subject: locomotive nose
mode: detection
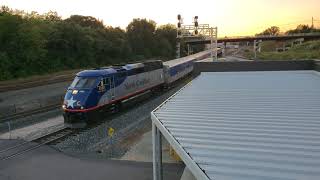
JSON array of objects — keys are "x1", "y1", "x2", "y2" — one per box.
[{"x1": 63, "y1": 89, "x2": 91, "y2": 110}]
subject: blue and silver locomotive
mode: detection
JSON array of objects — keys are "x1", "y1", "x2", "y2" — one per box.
[{"x1": 62, "y1": 50, "x2": 212, "y2": 124}]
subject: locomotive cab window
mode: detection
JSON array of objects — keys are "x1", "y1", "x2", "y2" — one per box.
[
  {"x1": 97, "y1": 80, "x2": 105, "y2": 92},
  {"x1": 97, "y1": 81, "x2": 103, "y2": 87},
  {"x1": 70, "y1": 77, "x2": 97, "y2": 89}
]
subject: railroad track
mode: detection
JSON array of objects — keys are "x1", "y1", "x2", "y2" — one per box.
[
  {"x1": 0, "y1": 75, "x2": 73, "y2": 93},
  {"x1": 1, "y1": 103, "x2": 61, "y2": 123},
  {"x1": 0, "y1": 127, "x2": 73, "y2": 161},
  {"x1": 0, "y1": 74, "x2": 196, "y2": 161}
]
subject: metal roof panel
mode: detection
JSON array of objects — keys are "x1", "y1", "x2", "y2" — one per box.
[{"x1": 152, "y1": 70, "x2": 320, "y2": 180}]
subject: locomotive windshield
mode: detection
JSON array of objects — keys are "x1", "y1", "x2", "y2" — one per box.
[{"x1": 70, "y1": 77, "x2": 97, "y2": 88}]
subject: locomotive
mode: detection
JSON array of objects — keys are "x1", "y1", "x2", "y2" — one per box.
[{"x1": 62, "y1": 50, "x2": 212, "y2": 125}]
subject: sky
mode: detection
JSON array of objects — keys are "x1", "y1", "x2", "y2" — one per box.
[{"x1": 1, "y1": 0, "x2": 319, "y2": 36}]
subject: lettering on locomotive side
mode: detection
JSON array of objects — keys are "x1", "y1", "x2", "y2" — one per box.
[
  {"x1": 124, "y1": 78, "x2": 150, "y2": 90},
  {"x1": 136, "y1": 78, "x2": 150, "y2": 87},
  {"x1": 124, "y1": 82, "x2": 135, "y2": 90}
]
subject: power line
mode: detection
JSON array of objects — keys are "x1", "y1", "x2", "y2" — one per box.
[
  {"x1": 255, "y1": 19, "x2": 312, "y2": 30},
  {"x1": 255, "y1": 18, "x2": 320, "y2": 33}
]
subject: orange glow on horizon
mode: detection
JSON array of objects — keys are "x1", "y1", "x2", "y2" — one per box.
[{"x1": 1, "y1": 0, "x2": 319, "y2": 37}]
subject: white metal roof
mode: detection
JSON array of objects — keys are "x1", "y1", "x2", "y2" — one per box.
[{"x1": 151, "y1": 70, "x2": 320, "y2": 180}]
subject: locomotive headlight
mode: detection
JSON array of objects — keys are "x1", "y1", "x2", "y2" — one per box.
[
  {"x1": 72, "y1": 90, "x2": 78, "y2": 94},
  {"x1": 62, "y1": 104, "x2": 66, "y2": 109},
  {"x1": 81, "y1": 106, "x2": 84, "y2": 110}
]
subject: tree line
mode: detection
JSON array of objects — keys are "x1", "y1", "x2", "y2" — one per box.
[
  {"x1": 0, "y1": 6, "x2": 191, "y2": 81},
  {"x1": 257, "y1": 24, "x2": 320, "y2": 36}
]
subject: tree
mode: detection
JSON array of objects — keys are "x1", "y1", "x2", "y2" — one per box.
[
  {"x1": 46, "y1": 21, "x2": 95, "y2": 69},
  {"x1": 126, "y1": 18, "x2": 157, "y2": 58},
  {"x1": 155, "y1": 24, "x2": 177, "y2": 58},
  {"x1": 286, "y1": 24, "x2": 318, "y2": 34},
  {"x1": 0, "y1": 6, "x2": 11, "y2": 16},
  {"x1": 0, "y1": 52, "x2": 12, "y2": 80},
  {"x1": 16, "y1": 19, "x2": 48, "y2": 75},
  {"x1": 65, "y1": 15, "x2": 104, "y2": 29},
  {"x1": 43, "y1": 11, "x2": 61, "y2": 21},
  {"x1": 257, "y1": 26, "x2": 280, "y2": 36},
  {"x1": 0, "y1": 7, "x2": 181, "y2": 81}
]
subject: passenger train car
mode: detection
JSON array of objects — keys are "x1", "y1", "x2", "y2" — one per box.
[
  {"x1": 62, "y1": 50, "x2": 212, "y2": 124},
  {"x1": 163, "y1": 50, "x2": 211, "y2": 84}
]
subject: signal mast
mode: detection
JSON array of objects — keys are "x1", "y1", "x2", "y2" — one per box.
[{"x1": 176, "y1": 14, "x2": 218, "y2": 61}]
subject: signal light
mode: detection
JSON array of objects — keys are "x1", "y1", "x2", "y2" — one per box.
[
  {"x1": 178, "y1": 31, "x2": 181, "y2": 35},
  {"x1": 194, "y1": 29, "x2": 198, "y2": 35},
  {"x1": 177, "y1": 14, "x2": 181, "y2": 20},
  {"x1": 194, "y1": 16, "x2": 198, "y2": 27},
  {"x1": 177, "y1": 22, "x2": 181, "y2": 28}
]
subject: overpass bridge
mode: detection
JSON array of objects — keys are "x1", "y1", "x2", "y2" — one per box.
[{"x1": 186, "y1": 33, "x2": 320, "y2": 45}]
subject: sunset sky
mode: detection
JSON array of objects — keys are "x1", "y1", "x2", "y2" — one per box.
[{"x1": 1, "y1": 0, "x2": 319, "y2": 36}]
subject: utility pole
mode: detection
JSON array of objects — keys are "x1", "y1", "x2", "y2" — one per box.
[{"x1": 312, "y1": 17, "x2": 314, "y2": 28}]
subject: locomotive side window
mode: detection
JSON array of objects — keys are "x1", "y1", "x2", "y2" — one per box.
[
  {"x1": 110, "y1": 76, "x2": 114, "y2": 86},
  {"x1": 103, "y1": 77, "x2": 110, "y2": 86}
]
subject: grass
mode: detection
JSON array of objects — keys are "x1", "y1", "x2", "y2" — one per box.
[{"x1": 244, "y1": 40, "x2": 320, "y2": 60}]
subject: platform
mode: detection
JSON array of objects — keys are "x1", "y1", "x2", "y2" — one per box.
[{"x1": 0, "y1": 139, "x2": 184, "y2": 180}]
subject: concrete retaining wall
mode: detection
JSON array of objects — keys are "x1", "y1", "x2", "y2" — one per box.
[
  {"x1": 194, "y1": 60, "x2": 315, "y2": 74},
  {"x1": 314, "y1": 60, "x2": 320, "y2": 72}
]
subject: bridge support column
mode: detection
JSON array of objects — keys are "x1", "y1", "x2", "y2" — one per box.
[
  {"x1": 176, "y1": 40, "x2": 181, "y2": 58},
  {"x1": 254, "y1": 40, "x2": 261, "y2": 59},
  {"x1": 254, "y1": 40, "x2": 257, "y2": 59},
  {"x1": 153, "y1": 123, "x2": 163, "y2": 180},
  {"x1": 222, "y1": 42, "x2": 226, "y2": 57},
  {"x1": 187, "y1": 44, "x2": 193, "y2": 55}
]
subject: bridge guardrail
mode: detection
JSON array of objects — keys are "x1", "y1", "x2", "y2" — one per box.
[{"x1": 221, "y1": 33, "x2": 320, "y2": 39}]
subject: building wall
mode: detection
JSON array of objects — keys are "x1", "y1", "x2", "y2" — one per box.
[{"x1": 194, "y1": 60, "x2": 315, "y2": 74}]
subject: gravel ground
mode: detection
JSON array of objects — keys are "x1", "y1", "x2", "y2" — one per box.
[
  {"x1": 120, "y1": 130, "x2": 179, "y2": 163},
  {"x1": 54, "y1": 78, "x2": 192, "y2": 159}
]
